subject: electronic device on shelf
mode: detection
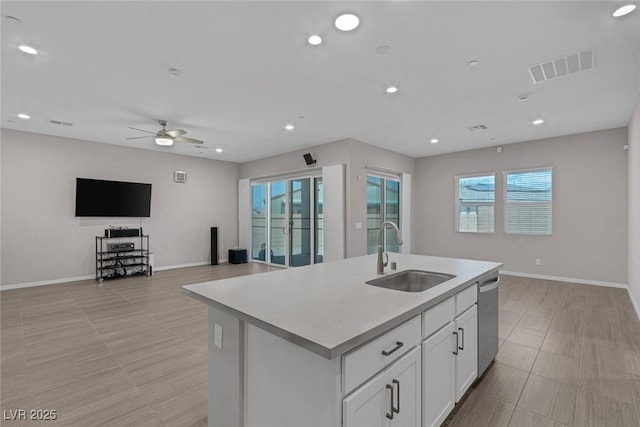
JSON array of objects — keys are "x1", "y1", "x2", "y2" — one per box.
[
  {"x1": 105, "y1": 227, "x2": 142, "y2": 238},
  {"x1": 107, "y1": 242, "x2": 135, "y2": 252}
]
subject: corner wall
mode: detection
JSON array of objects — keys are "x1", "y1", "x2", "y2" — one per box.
[
  {"x1": 629, "y1": 97, "x2": 640, "y2": 306},
  {"x1": 1, "y1": 130, "x2": 240, "y2": 287},
  {"x1": 413, "y1": 128, "x2": 628, "y2": 284}
]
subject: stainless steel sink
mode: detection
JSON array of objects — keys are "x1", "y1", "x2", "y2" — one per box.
[{"x1": 365, "y1": 270, "x2": 456, "y2": 292}]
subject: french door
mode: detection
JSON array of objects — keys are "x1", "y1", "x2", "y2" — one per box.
[{"x1": 251, "y1": 176, "x2": 322, "y2": 267}]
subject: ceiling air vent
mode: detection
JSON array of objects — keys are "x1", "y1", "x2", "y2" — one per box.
[
  {"x1": 174, "y1": 170, "x2": 187, "y2": 183},
  {"x1": 529, "y1": 49, "x2": 595, "y2": 84},
  {"x1": 466, "y1": 124, "x2": 488, "y2": 132},
  {"x1": 49, "y1": 119, "x2": 74, "y2": 126}
]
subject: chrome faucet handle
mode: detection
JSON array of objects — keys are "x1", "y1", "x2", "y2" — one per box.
[{"x1": 383, "y1": 252, "x2": 389, "y2": 267}]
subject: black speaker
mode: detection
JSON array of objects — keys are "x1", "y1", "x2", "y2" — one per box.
[
  {"x1": 303, "y1": 153, "x2": 316, "y2": 166},
  {"x1": 210, "y1": 227, "x2": 219, "y2": 265}
]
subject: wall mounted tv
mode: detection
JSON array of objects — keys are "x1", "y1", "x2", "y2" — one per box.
[{"x1": 75, "y1": 178, "x2": 152, "y2": 217}]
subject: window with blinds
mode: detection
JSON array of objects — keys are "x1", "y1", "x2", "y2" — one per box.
[
  {"x1": 455, "y1": 174, "x2": 495, "y2": 233},
  {"x1": 504, "y1": 168, "x2": 553, "y2": 235}
]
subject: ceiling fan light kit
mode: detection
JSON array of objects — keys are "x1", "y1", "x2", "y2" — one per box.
[{"x1": 127, "y1": 120, "x2": 204, "y2": 146}]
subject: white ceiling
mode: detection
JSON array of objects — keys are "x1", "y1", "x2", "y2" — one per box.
[{"x1": 2, "y1": 1, "x2": 640, "y2": 163}]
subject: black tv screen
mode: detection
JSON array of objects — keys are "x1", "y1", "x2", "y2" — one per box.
[{"x1": 75, "y1": 178, "x2": 152, "y2": 217}]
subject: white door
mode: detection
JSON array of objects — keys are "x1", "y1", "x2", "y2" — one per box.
[
  {"x1": 343, "y1": 347, "x2": 421, "y2": 427},
  {"x1": 455, "y1": 305, "x2": 478, "y2": 402},
  {"x1": 422, "y1": 322, "x2": 456, "y2": 427}
]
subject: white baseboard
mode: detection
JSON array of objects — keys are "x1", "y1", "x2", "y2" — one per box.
[
  {"x1": 0, "y1": 260, "x2": 229, "y2": 291},
  {"x1": 500, "y1": 270, "x2": 628, "y2": 289},
  {"x1": 0, "y1": 274, "x2": 96, "y2": 291},
  {"x1": 627, "y1": 288, "x2": 640, "y2": 320}
]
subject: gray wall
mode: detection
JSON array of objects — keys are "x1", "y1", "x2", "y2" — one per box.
[
  {"x1": 629, "y1": 97, "x2": 640, "y2": 304},
  {"x1": 240, "y1": 138, "x2": 415, "y2": 257},
  {"x1": 1, "y1": 129, "x2": 240, "y2": 287},
  {"x1": 413, "y1": 128, "x2": 628, "y2": 284}
]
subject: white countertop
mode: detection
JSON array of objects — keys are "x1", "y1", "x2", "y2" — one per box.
[{"x1": 182, "y1": 254, "x2": 502, "y2": 359}]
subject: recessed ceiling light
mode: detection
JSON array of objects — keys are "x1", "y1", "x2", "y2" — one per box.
[
  {"x1": 533, "y1": 119, "x2": 544, "y2": 125},
  {"x1": 215, "y1": 148, "x2": 223, "y2": 153},
  {"x1": 168, "y1": 68, "x2": 181, "y2": 77},
  {"x1": 18, "y1": 45, "x2": 38, "y2": 55},
  {"x1": 518, "y1": 93, "x2": 529, "y2": 101},
  {"x1": 17, "y1": 113, "x2": 30, "y2": 119},
  {"x1": 430, "y1": 138, "x2": 439, "y2": 144},
  {"x1": 335, "y1": 13, "x2": 360, "y2": 31},
  {"x1": 155, "y1": 137, "x2": 174, "y2": 146},
  {"x1": 285, "y1": 124, "x2": 295, "y2": 131},
  {"x1": 307, "y1": 35, "x2": 322, "y2": 46},
  {"x1": 468, "y1": 59, "x2": 480, "y2": 66},
  {"x1": 613, "y1": 4, "x2": 636, "y2": 17},
  {"x1": 375, "y1": 45, "x2": 391, "y2": 55},
  {"x1": 386, "y1": 86, "x2": 398, "y2": 94}
]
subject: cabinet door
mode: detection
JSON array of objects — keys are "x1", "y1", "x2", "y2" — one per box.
[
  {"x1": 386, "y1": 347, "x2": 421, "y2": 427},
  {"x1": 454, "y1": 305, "x2": 477, "y2": 402},
  {"x1": 343, "y1": 347, "x2": 421, "y2": 427},
  {"x1": 422, "y1": 322, "x2": 456, "y2": 427}
]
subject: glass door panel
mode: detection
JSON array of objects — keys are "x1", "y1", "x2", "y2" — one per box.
[
  {"x1": 289, "y1": 178, "x2": 311, "y2": 267},
  {"x1": 366, "y1": 176, "x2": 383, "y2": 254},
  {"x1": 314, "y1": 178, "x2": 323, "y2": 264},
  {"x1": 385, "y1": 180, "x2": 401, "y2": 252},
  {"x1": 251, "y1": 183, "x2": 267, "y2": 261},
  {"x1": 269, "y1": 181, "x2": 287, "y2": 266}
]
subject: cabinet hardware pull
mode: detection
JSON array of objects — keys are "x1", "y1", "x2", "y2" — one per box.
[
  {"x1": 382, "y1": 341, "x2": 404, "y2": 356},
  {"x1": 458, "y1": 327, "x2": 464, "y2": 350},
  {"x1": 386, "y1": 384, "x2": 394, "y2": 420},
  {"x1": 392, "y1": 379, "x2": 400, "y2": 414},
  {"x1": 453, "y1": 331, "x2": 459, "y2": 355}
]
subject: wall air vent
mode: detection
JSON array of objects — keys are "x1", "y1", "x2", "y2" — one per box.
[
  {"x1": 529, "y1": 49, "x2": 595, "y2": 84},
  {"x1": 466, "y1": 124, "x2": 488, "y2": 132},
  {"x1": 49, "y1": 119, "x2": 74, "y2": 126}
]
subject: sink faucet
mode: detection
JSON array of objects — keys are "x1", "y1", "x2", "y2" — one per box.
[{"x1": 377, "y1": 221, "x2": 403, "y2": 274}]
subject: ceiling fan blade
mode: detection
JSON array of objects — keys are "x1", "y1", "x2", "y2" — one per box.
[
  {"x1": 174, "y1": 136, "x2": 204, "y2": 145},
  {"x1": 127, "y1": 126, "x2": 156, "y2": 134},
  {"x1": 126, "y1": 135, "x2": 155, "y2": 140},
  {"x1": 166, "y1": 129, "x2": 187, "y2": 137}
]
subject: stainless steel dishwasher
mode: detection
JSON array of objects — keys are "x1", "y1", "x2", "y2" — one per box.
[{"x1": 477, "y1": 274, "x2": 500, "y2": 376}]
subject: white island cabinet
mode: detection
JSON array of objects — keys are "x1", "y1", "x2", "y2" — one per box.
[{"x1": 182, "y1": 254, "x2": 501, "y2": 427}]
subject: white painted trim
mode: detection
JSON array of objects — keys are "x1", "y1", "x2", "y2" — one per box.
[
  {"x1": 0, "y1": 260, "x2": 229, "y2": 291},
  {"x1": 500, "y1": 270, "x2": 627, "y2": 289},
  {"x1": 628, "y1": 288, "x2": 640, "y2": 320},
  {"x1": 401, "y1": 172, "x2": 412, "y2": 254},
  {"x1": 1, "y1": 274, "x2": 95, "y2": 290}
]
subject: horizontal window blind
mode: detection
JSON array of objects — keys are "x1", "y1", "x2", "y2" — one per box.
[
  {"x1": 504, "y1": 168, "x2": 552, "y2": 235},
  {"x1": 456, "y1": 174, "x2": 495, "y2": 233}
]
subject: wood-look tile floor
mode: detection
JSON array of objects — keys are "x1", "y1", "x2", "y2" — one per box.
[
  {"x1": 0, "y1": 263, "x2": 277, "y2": 427},
  {"x1": 444, "y1": 275, "x2": 640, "y2": 427},
  {"x1": 2, "y1": 269, "x2": 640, "y2": 426}
]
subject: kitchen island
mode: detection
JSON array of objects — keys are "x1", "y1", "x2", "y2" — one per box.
[{"x1": 183, "y1": 253, "x2": 501, "y2": 427}]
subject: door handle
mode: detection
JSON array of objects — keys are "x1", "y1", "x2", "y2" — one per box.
[
  {"x1": 381, "y1": 341, "x2": 404, "y2": 356},
  {"x1": 458, "y1": 327, "x2": 465, "y2": 350},
  {"x1": 385, "y1": 384, "x2": 394, "y2": 420},
  {"x1": 453, "y1": 331, "x2": 459, "y2": 355},
  {"x1": 392, "y1": 379, "x2": 400, "y2": 414}
]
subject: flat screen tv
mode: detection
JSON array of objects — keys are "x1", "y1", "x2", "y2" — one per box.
[{"x1": 75, "y1": 178, "x2": 152, "y2": 217}]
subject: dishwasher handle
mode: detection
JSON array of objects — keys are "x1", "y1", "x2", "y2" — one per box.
[{"x1": 479, "y1": 277, "x2": 500, "y2": 293}]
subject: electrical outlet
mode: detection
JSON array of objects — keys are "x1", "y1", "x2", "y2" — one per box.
[
  {"x1": 535, "y1": 258, "x2": 541, "y2": 266},
  {"x1": 214, "y1": 323, "x2": 223, "y2": 349},
  {"x1": 355, "y1": 222, "x2": 362, "y2": 229}
]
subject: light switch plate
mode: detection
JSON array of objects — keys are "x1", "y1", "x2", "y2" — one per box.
[{"x1": 214, "y1": 323, "x2": 223, "y2": 349}]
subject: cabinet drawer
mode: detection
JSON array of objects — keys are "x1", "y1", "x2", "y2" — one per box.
[
  {"x1": 455, "y1": 284, "x2": 478, "y2": 316},
  {"x1": 422, "y1": 296, "x2": 455, "y2": 338},
  {"x1": 343, "y1": 315, "x2": 421, "y2": 395}
]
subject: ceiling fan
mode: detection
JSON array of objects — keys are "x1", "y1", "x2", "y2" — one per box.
[{"x1": 127, "y1": 120, "x2": 203, "y2": 146}]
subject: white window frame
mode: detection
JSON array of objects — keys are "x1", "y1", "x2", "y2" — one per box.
[
  {"x1": 455, "y1": 172, "x2": 496, "y2": 234},
  {"x1": 503, "y1": 167, "x2": 553, "y2": 236}
]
